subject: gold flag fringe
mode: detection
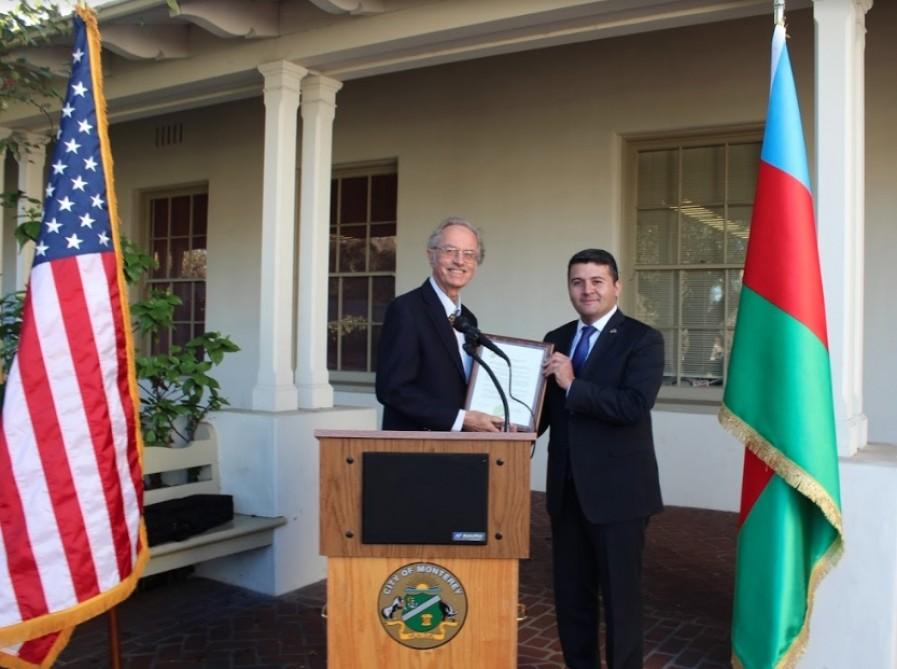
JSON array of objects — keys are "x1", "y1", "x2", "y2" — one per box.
[
  {"x1": 720, "y1": 402, "x2": 845, "y2": 669},
  {"x1": 0, "y1": 5, "x2": 149, "y2": 655},
  {"x1": 718, "y1": 403, "x2": 843, "y2": 534}
]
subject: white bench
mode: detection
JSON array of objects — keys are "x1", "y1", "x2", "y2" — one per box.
[{"x1": 141, "y1": 423, "x2": 286, "y2": 577}]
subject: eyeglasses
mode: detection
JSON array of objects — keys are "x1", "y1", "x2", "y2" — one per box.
[{"x1": 433, "y1": 246, "x2": 479, "y2": 263}]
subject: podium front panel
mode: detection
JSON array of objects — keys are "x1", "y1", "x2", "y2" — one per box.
[{"x1": 318, "y1": 431, "x2": 533, "y2": 560}]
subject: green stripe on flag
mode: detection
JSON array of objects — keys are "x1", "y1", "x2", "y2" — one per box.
[
  {"x1": 733, "y1": 474, "x2": 840, "y2": 669},
  {"x1": 724, "y1": 286, "x2": 841, "y2": 518}
]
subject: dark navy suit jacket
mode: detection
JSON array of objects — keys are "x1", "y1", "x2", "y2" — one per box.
[
  {"x1": 539, "y1": 309, "x2": 665, "y2": 524},
  {"x1": 376, "y1": 280, "x2": 476, "y2": 431}
]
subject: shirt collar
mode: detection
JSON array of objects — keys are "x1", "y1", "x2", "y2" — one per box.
[
  {"x1": 429, "y1": 276, "x2": 461, "y2": 318},
  {"x1": 579, "y1": 305, "x2": 618, "y2": 334}
]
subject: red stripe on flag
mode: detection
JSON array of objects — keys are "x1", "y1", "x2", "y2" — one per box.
[
  {"x1": 102, "y1": 253, "x2": 143, "y2": 510},
  {"x1": 0, "y1": 428, "x2": 48, "y2": 621},
  {"x1": 18, "y1": 296, "x2": 100, "y2": 602},
  {"x1": 743, "y1": 161, "x2": 828, "y2": 348},
  {"x1": 51, "y1": 259, "x2": 133, "y2": 579},
  {"x1": 17, "y1": 632, "x2": 59, "y2": 665},
  {"x1": 738, "y1": 448, "x2": 775, "y2": 528}
]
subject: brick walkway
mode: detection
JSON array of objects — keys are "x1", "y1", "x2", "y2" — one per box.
[{"x1": 57, "y1": 494, "x2": 736, "y2": 668}]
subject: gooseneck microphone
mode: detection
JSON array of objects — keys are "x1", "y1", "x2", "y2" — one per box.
[{"x1": 452, "y1": 315, "x2": 510, "y2": 363}]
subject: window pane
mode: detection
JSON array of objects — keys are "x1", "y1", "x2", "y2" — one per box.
[
  {"x1": 370, "y1": 223, "x2": 396, "y2": 272},
  {"x1": 327, "y1": 277, "x2": 339, "y2": 369},
  {"x1": 151, "y1": 238, "x2": 168, "y2": 277},
  {"x1": 172, "y1": 282, "x2": 191, "y2": 321},
  {"x1": 342, "y1": 277, "x2": 368, "y2": 318},
  {"x1": 341, "y1": 327, "x2": 368, "y2": 371},
  {"x1": 725, "y1": 205, "x2": 752, "y2": 264},
  {"x1": 194, "y1": 281, "x2": 206, "y2": 322},
  {"x1": 681, "y1": 328, "x2": 725, "y2": 384},
  {"x1": 329, "y1": 231, "x2": 338, "y2": 271},
  {"x1": 681, "y1": 271, "x2": 725, "y2": 328},
  {"x1": 371, "y1": 173, "x2": 397, "y2": 222},
  {"x1": 372, "y1": 276, "x2": 395, "y2": 323},
  {"x1": 635, "y1": 271, "x2": 676, "y2": 328},
  {"x1": 682, "y1": 146, "x2": 724, "y2": 205},
  {"x1": 340, "y1": 176, "x2": 368, "y2": 224},
  {"x1": 170, "y1": 237, "x2": 190, "y2": 278},
  {"x1": 330, "y1": 179, "x2": 338, "y2": 226},
  {"x1": 659, "y1": 328, "x2": 678, "y2": 385},
  {"x1": 338, "y1": 225, "x2": 367, "y2": 273},
  {"x1": 638, "y1": 149, "x2": 677, "y2": 207},
  {"x1": 636, "y1": 210, "x2": 677, "y2": 265},
  {"x1": 151, "y1": 199, "x2": 168, "y2": 238},
  {"x1": 172, "y1": 322, "x2": 191, "y2": 347},
  {"x1": 371, "y1": 324, "x2": 383, "y2": 371},
  {"x1": 192, "y1": 193, "x2": 208, "y2": 236},
  {"x1": 680, "y1": 205, "x2": 724, "y2": 264},
  {"x1": 728, "y1": 143, "x2": 761, "y2": 202},
  {"x1": 726, "y1": 270, "x2": 743, "y2": 328},
  {"x1": 171, "y1": 195, "x2": 191, "y2": 236}
]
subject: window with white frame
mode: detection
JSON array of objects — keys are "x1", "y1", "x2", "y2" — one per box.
[
  {"x1": 328, "y1": 164, "x2": 397, "y2": 375},
  {"x1": 145, "y1": 187, "x2": 208, "y2": 354},
  {"x1": 629, "y1": 133, "x2": 761, "y2": 394}
]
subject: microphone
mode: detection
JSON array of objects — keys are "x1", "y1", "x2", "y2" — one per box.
[{"x1": 452, "y1": 314, "x2": 509, "y2": 363}]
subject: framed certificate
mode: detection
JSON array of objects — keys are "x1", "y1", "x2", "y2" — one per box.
[{"x1": 463, "y1": 335, "x2": 554, "y2": 432}]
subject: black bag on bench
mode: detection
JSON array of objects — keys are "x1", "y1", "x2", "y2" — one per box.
[{"x1": 144, "y1": 494, "x2": 234, "y2": 546}]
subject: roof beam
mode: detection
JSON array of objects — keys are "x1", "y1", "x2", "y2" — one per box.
[
  {"x1": 177, "y1": 0, "x2": 280, "y2": 39},
  {"x1": 307, "y1": 0, "x2": 384, "y2": 15},
  {"x1": 102, "y1": 24, "x2": 189, "y2": 60}
]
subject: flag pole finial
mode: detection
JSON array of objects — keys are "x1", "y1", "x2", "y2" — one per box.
[{"x1": 774, "y1": 0, "x2": 785, "y2": 26}]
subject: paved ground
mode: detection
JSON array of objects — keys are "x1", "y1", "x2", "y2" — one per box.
[{"x1": 57, "y1": 493, "x2": 737, "y2": 668}]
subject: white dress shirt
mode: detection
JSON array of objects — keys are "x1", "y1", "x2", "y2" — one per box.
[{"x1": 429, "y1": 276, "x2": 472, "y2": 431}]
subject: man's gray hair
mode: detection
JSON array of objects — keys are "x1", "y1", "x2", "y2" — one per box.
[{"x1": 426, "y1": 216, "x2": 485, "y2": 264}]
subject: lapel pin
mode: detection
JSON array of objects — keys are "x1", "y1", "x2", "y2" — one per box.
[{"x1": 609, "y1": 328, "x2": 618, "y2": 334}]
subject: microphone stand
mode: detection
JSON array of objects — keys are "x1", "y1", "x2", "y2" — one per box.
[{"x1": 464, "y1": 337, "x2": 510, "y2": 432}]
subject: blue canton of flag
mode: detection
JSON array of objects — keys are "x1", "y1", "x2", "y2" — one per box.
[{"x1": 37, "y1": 27, "x2": 111, "y2": 265}]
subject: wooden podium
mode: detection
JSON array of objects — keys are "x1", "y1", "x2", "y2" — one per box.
[{"x1": 316, "y1": 430, "x2": 535, "y2": 669}]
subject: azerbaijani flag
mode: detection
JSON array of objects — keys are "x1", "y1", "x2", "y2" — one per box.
[{"x1": 719, "y1": 23, "x2": 844, "y2": 669}]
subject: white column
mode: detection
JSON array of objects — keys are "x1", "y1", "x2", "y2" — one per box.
[
  {"x1": 16, "y1": 132, "x2": 47, "y2": 290},
  {"x1": 252, "y1": 61, "x2": 308, "y2": 412},
  {"x1": 813, "y1": 0, "x2": 872, "y2": 456},
  {"x1": 294, "y1": 75, "x2": 342, "y2": 409}
]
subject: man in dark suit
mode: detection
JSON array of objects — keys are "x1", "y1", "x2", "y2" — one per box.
[
  {"x1": 376, "y1": 217, "x2": 502, "y2": 432},
  {"x1": 540, "y1": 248, "x2": 665, "y2": 669}
]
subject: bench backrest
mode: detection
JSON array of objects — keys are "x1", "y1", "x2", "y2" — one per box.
[{"x1": 143, "y1": 422, "x2": 220, "y2": 504}]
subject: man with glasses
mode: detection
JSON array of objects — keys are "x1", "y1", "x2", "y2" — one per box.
[{"x1": 376, "y1": 217, "x2": 502, "y2": 432}]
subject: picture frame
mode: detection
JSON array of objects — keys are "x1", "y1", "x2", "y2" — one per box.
[{"x1": 463, "y1": 334, "x2": 554, "y2": 432}]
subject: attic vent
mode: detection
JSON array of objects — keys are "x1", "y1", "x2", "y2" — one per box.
[{"x1": 154, "y1": 123, "x2": 184, "y2": 147}]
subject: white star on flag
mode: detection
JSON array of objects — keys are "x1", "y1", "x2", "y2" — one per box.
[
  {"x1": 71, "y1": 81, "x2": 87, "y2": 97},
  {"x1": 46, "y1": 218, "x2": 62, "y2": 233},
  {"x1": 72, "y1": 47, "x2": 83, "y2": 62},
  {"x1": 62, "y1": 103, "x2": 75, "y2": 117},
  {"x1": 78, "y1": 119, "x2": 93, "y2": 134},
  {"x1": 98, "y1": 231, "x2": 110, "y2": 246},
  {"x1": 71, "y1": 175, "x2": 87, "y2": 191},
  {"x1": 65, "y1": 233, "x2": 83, "y2": 249},
  {"x1": 79, "y1": 213, "x2": 95, "y2": 228},
  {"x1": 91, "y1": 193, "x2": 105, "y2": 209},
  {"x1": 52, "y1": 160, "x2": 67, "y2": 175},
  {"x1": 84, "y1": 156, "x2": 97, "y2": 171},
  {"x1": 64, "y1": 138, "x2": 81, "y2": 153},
  {"x1": 57, "y1": 196, "x2": 74, "y2": 211},
  {"x1": 45, "y1": 183, "x2": 55, "y2": 197},
  {"x1": 35, "y1": 241, "x2": 49, "y2": 256}
]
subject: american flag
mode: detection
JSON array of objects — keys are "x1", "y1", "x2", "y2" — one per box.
[{"x1": 0, "y1": 9, "x2": 147, "y2": 668}]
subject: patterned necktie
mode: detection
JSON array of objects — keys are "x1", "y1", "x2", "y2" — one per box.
[{"x1": 571, "y1": 325, "x2": 596, "y2": 376}]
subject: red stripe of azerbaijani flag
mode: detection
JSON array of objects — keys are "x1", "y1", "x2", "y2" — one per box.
[
  {"x1": 0, "y1": 7, "x2": 148, "y2": 668},
  {"x1": 719, "y1": 22, "x2": 843, "y2": 669}
]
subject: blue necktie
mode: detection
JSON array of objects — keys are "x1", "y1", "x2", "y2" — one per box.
[{"x1": 571, "y1": 325, "x2": 596, "y2": 376}]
